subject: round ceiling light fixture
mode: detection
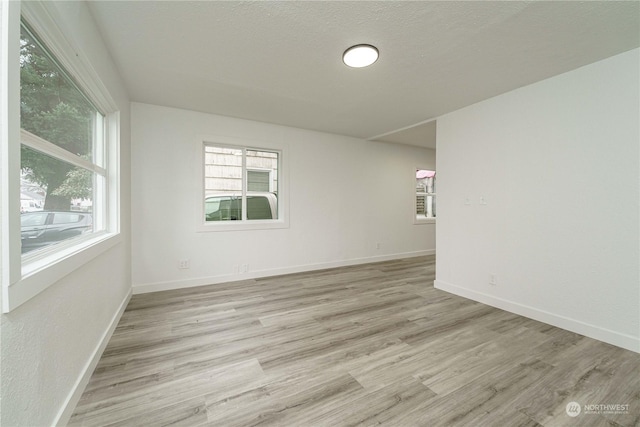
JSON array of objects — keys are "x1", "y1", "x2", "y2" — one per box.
[{"x1": 342, "y1": 44, "x2": 379, "y2": 68}]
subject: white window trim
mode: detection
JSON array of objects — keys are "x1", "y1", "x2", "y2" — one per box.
[
  {"x1": 1, "y1": 1, "x2": 121, "y2": 312},
  {"x1": 21, "y1": 129, "x2": 107, "y2": 176},
  {"x1": 414, "y1": 167, "x2": 436, "y2": 225},
  {"x1": 196, "y1": 135, "x2": 289, "y2": 233}
]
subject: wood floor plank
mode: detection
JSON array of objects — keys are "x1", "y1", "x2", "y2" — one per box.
[
  {"x1": 102, "y1": 396, "x2": 208, "y2": 427},
  {"x1": 205, "y1": 372, "x2": 364, "y2": 426},
  {"x1": 385, "y1": 359, "x2": 555, "y2": 427},
  {"x1": 70, "y1": 256, "x2": 640, "y2": 426},
  {"x1": 304, "y1": 377, "x2": 438, "y2": 426},
  {"x1": 70, "y1": 359, "x2": 266, "y2": 426}
]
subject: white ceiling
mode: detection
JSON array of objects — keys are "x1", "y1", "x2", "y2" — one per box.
[{"x1": 88, "y1": 1, "x2": 639, "y2": 149}]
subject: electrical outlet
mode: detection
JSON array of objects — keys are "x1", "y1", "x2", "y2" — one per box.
[
  {"x1": 489, "y1": 273, "x2": 497, "y2": 286},
  {"x1": 241, "y1": 264, "x2": 249, "y2": 273},
  {"x1": 178, "y1": 259, "x2": 190, "y2": 269},
  {"x1": 376, "y1": 242, "x2": 380, "y2": 250}
]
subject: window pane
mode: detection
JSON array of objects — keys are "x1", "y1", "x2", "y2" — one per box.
[
  {"x1": 247, "y1": 150, "x2": 278, "y2": 221},
  {"x1": 416, "y1": 169, "x2": 436, "y2": 220},
  {"x1": 204, "y1": 146, "x2": 242, "y2": 193},
  {"x1": 20, "y1": 22, "x2": 101, "y2": 161},
  {"x1": 416, "y1": 195, "x2": 426, "y2": 217},
  {"x1": 247, "y1": 150, "x2": 278, "y2": 194},
  {"x1": 247, "y1": 195, "x2": 276, "y2": 220},
  {"x1": 205, "y1": 195, "x2": 241, "y2": 221},
  {"x1": 203, "y1": 145, "x2": 279, "y2": 222},
  {"x1": 204, "y1": 146, "x2": 242, "y2": 221},
  {"x1": 21, "y1": 146, "x2": 94, "y2": 254},
  {"x1": 247, "y1": 170, "x2": 270, "y2": 192},
  {"x1": 427, "y1": 195, "x2": 436, "y2": 218},
  {"x1": 416, "y1": 196, "x2": 436, "y2": 218}
]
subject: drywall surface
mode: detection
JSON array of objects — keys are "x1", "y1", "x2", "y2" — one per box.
[
  {"x1": 0, "y1": 2, "x2": 131, "y2": 426},
  {"x1": 131, "y1": 102, "x2": 435, "y2": 292},
  {"x1": 436, "y1": 48, "x2": 639, "y2": 352}
]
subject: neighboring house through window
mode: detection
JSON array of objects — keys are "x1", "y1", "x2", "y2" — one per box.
[
  {"x1": 200, "y1": 142, "x2": 286, "y2": 230},
  {"x1": 247, "y1": 169, "x2": 272, "y2": 192}
]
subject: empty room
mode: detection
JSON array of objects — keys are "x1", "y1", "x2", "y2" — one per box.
[{"x1": 1, "y1": 1, "x2": 639, "y2": 426}]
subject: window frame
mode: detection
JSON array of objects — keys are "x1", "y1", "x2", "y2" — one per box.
[
  {"x1": 1, "y1": 1, "x2": 121, "y2": 312},
  {"x1": 415, "y1": 167, "x2": 436, "y2": 225},
  {"x1": 196, "y1": 136, "x2": 288, "y2": 233}
]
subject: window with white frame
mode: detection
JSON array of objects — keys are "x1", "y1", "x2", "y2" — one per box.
[
  {"x1": 1, "y1": 3, "x2": 120, "y2": 312},
  {"x1": 416, "y1": 169, "x2": 436, "y2": 222},
  {"x1": 19, "y1": 20, "x2": 106, "y2": 255},
  {"x1": 203, "y1": 144, "x2": 280, "y2": 223}
]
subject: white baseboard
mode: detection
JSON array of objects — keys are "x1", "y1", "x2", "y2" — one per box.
[
  {"x1": 54, "y1": 289, "x2": 132, "y2": 426},
  {"x1": 434, "y1": 279, "x2": 639, "y2": 354},
  {"x1": 133, "y1": 250, "x2": 435, "y2": 295}
]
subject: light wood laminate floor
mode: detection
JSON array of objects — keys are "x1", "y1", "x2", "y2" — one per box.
[{"x1": 70, "y1": 256, "x2": 639, "y2": 427}]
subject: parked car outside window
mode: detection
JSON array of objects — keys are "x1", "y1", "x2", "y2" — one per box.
[
  {"x1": 205, "y1": 192, "x2": 277, "y2": 221},
  {"x1": 21, "y1": 211, "x2": 93, "y2": 253}
]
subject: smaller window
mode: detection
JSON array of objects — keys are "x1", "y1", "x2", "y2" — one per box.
[
  {"x1": 416, "y1": 169, "x2": 436, "y2": 223},
  {"x1": 203, "y1": 143, "x2": 280, "y2": 224}
]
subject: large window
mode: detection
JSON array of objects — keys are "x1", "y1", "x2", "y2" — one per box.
[
  {"x1": 20, "y1": 21, "x2": 106, "y2": 255},
  {"x1": 1, "y1": 3, "x2": 120, "y2": 312},
  {"x1": 416, "y1": 169, "x2": 436, "y2": 223},
  {"x1": 203, "y1": 144, "x2": 280, "y2": 223}
]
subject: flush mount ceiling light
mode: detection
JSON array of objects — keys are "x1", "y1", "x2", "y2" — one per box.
[{"x1": 343, "y1": 44, "x2": 379, "y2": 68}]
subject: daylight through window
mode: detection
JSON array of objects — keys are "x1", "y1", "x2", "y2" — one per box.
[
  {"x1": 20, "y1": 21, "x2": 106, "y2": 255},
  {"x1": 416, "y1": 169, "x2": 436, "y2": 221},
  {"x1": 204, "y1": 144, "x2": 279, "y2": 222}
]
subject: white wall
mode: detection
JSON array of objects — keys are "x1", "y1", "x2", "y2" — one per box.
[
  {"x1": 0, "y1": 2, "x2": 131, "y2": 426},
  {"x1": 131, "y1": 103, "x2": 435, "y2": 292},
  {"x1": 435, "y1": 48, "x2": 639, "y2": 352}
]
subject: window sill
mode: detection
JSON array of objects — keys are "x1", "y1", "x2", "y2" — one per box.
[
  {"x1": 415, "y1": 217, "x2": 436, "y2": 225},
  {"x1": 196, "y1": 219, "x2": 289, "y2": 233},
  {"x1": 3, "y1": 232, "x2": 122, "y2": 312}
]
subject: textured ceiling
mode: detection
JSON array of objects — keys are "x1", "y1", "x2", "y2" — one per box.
[{"x1": 88, "y1": 1, "x2": 640, "y2": 148}]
